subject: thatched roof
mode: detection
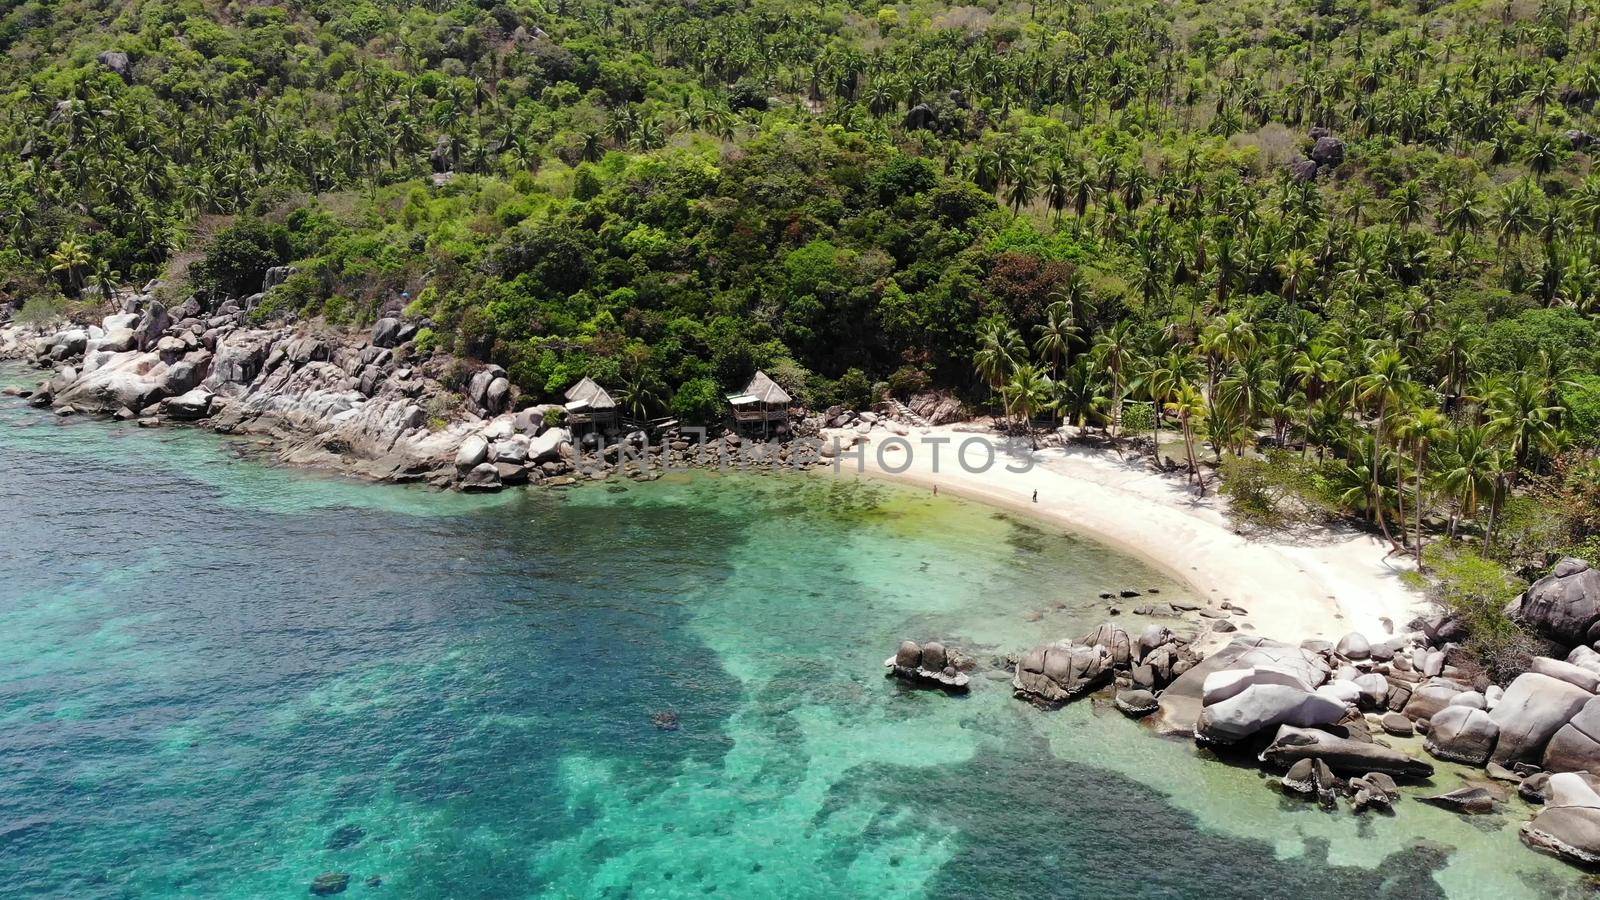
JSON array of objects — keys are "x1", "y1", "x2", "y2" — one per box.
[
  {"x1": 740, "y1": 370, "x2": 791, "y2": 406},
  {"x1": 564, "y1": 376, "x2": 617, "y2": 410}
]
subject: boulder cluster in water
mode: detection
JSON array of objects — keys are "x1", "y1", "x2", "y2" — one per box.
[
  {"x1": 886, "y1": 640, "x2": 973, "y2": 691},
  {"x1": 887, "y1": 557, "x2": 1600, "y2": 873}
]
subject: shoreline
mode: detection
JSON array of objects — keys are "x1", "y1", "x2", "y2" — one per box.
[
  {"x1": 818, "y1": 425, "x2": 1426, "y2": 648},
  {"x1": 3, "y1": 307, "x2": 1424, "y2": 644}
]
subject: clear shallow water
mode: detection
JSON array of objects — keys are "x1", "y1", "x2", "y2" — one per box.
[{"x1": 0, "y1": 364, "x2": 1587, "y2": 898}]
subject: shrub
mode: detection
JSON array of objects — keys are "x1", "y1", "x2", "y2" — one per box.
[
  {"x1": 190, "y1": 218, "x2": 290, "y2": 299},
  {"x1": 671, "y1": 377, "x2": 724, "y2": 425},
  {"x1": 13, "y1": 293, "x2": 69, "y2": 328},
  {"x1": 1219, "y1": 452, "x2": 1334, "y2": 529},
  {"x1": 1424, "y1": 544, "x2": 1536, "y2": 681},
  {"x1": 1120, "y1": 402, "x2": 1155, "y2": 437}
]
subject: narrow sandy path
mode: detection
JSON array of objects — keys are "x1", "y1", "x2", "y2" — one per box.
[{"x1": 816, "y1": 425, "x2": 1424, "y2": 647}]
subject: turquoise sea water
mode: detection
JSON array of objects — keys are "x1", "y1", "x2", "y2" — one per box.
[{"x1": 0, "y1": 363, "x2": 1589, "y2": 898}]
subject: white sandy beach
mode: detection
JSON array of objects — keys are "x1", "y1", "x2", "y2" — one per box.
[{"x1": 819, "y1": 424, "x2": 1426, "y2": 647}]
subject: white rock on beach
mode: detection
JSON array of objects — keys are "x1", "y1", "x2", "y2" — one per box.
[
  {"x1": 1196, "y1": 684, "x2": 1346, "y2": 744},
  {"x1": 1490, "y1": 672, "x2": 1594, "y2": 766},
  {"x1": 1202, "y1": 666, "x2": 1312, "y2": 706}
]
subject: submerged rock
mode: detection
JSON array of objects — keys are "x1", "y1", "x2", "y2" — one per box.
[
  {"x1": 325, "y1": 824, "x2": 365, "y2": 851},
  {"x1": 1421, "y1": 787, "x2": 1496, "y2": 815},
  {"x1": 310, "y1": 872, "x2": 350, "y2": 896},
  {"x1": 1115, "y1": 689, "x2": 1159, "y2": 718}
]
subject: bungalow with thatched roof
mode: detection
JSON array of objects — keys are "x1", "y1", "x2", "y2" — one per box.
[
  {"x1": 564, "y1": 376, "x2": 619, "y2": 431},
  {"x1": 727, "y1": 370, "x2": 792, "y2": 436}
]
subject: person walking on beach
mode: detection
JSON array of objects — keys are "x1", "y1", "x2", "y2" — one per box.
[{"x1": 1032, "y1": 489, "x2": 1037, "y2": 503}]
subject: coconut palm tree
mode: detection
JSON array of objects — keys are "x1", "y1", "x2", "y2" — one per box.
[
  {"x1": 1032, "y1": 302, "x2": 1079, "y2": 380},
  {"x1": 1165, "y1": 380, "x2": 1207, "y2": 493},
  {"x1": 1392, "y1": 405, "x2": 1449, "y2": 566},
  {"x1": 1354, "y1": 345, "x2": 1412, "y2": 548},
  {"x1": 1001, "y1": 363, "x2": 1052, "y2": 447}
]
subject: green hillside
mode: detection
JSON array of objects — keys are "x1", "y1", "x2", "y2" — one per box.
[{"x1": 5, "y1": 0, "x2": 1600, "y2": 601}]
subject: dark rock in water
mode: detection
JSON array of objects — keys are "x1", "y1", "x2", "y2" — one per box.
[
  {"x1": 885, "y1": 640, "x2": 970, "y2": 691},
  {"x1": 365, "y1": 876, "x2": 383, "y2": 888},
  {"x1": 1079, "y1": 623, "x2": 1133, "y2": 669},
  {"x1": 1420, "y1": 786, "x2": 1495, "y2": 815},
  {"x1": 651, "y1": 710, "x2": 679, "y2": 731},
  {"x1": 310, "y1": 872, "x2": 350, "y2": 896},
  {"x1": 1379, "y1": 712, "x2": 1414, "y2": 737},
  {"x1": 1259, "y1": 725, "x2": 1434, "y2": 779},
  {"x1": 1521, "y1": 772, "x2": 1552, "y2": 803},
  {"x1": 1013, "y1": 641, "x2": 1111, "y2": 704},
  {"x1": 1283, "y1": 758, "x2": 1339, "y2": 806},
  {"x1": 1098, "y1": 591, "x2": 1114, "y2": 599},
  {"x1": 1350, "y1": 773, "x2": 1398, "y2": 813},
  {"x1": 1211, "y1": 619, "x2": 1237, "y2": 633},
  {"x1": 895, "y1": 640, "x2": 920, "y2": 669},
  {"x1": 325, "y1": 824, "x2": 365, "y2": 851},
  {"x1": 1119, "y1": 589, "x2": 1142, "y2": 598},
  {"x1": 1115, "y1": 689, "x2": 1159, "y2": 718}
]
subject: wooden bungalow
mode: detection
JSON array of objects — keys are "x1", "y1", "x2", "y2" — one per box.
[
  {"x1": 564, "y1": 376, "x2": 620, "y2": 432},
  {"x1": 726, "y1": 370, "x2": 792, "y2": 437}
]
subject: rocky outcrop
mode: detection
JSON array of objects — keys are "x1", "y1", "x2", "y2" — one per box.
[
  {"x1": 1079, "y1": 623, "x2": 1134, "y2": 669},
  {"x1": 1489, "y1": 672, "x2": 1594, "y2": 766},
  {"x1": 1154, "y1": 636, "x2": 1330, "y2": 737},
  {"x1": 1201, "y1": 666, "x2": 1312, "y2": 706},
  {"x1": 1013, "y1": 641, "x2": 1112, "y2": 704},
  {"x1": 1532, "y1": 656, "x2": 1600, "y2": 694},
  {"x1": 1522, "y1": 773, "x2": 1600, "y2": 867},
  {"x1": 885, "y1": 640, "x2": 971, "y2": 691},
  {"x1": 1259, "y1": 725, "x2": 1434, "y2": 779}
]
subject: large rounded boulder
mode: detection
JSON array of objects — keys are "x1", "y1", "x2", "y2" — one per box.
[
  {"x1": 1545, "y1": 696, "x2": 1600, "y2": 776},
  {"x1": 1522, "y1": 772, "x2": 1600, "y2": 867},
  {"x1": 1424, "y1": 706, "x2": 1500, "y2": 766},
  {"x1": 1490, "y1": 672, "x2": 1595, "y2": 766},
  {"x1": 1196, "y1": 684, "x2": 1345, "y2": 744},
  {"x1": 1519, "y1": 558, "x2": 1600, "y2": 647},
  {"x1": 1013, "y1": 642, "x2": 1112, "y2": 704},
  {"x1": 1079, "y1": 623, "x2": 1134, "y2": 669}
]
